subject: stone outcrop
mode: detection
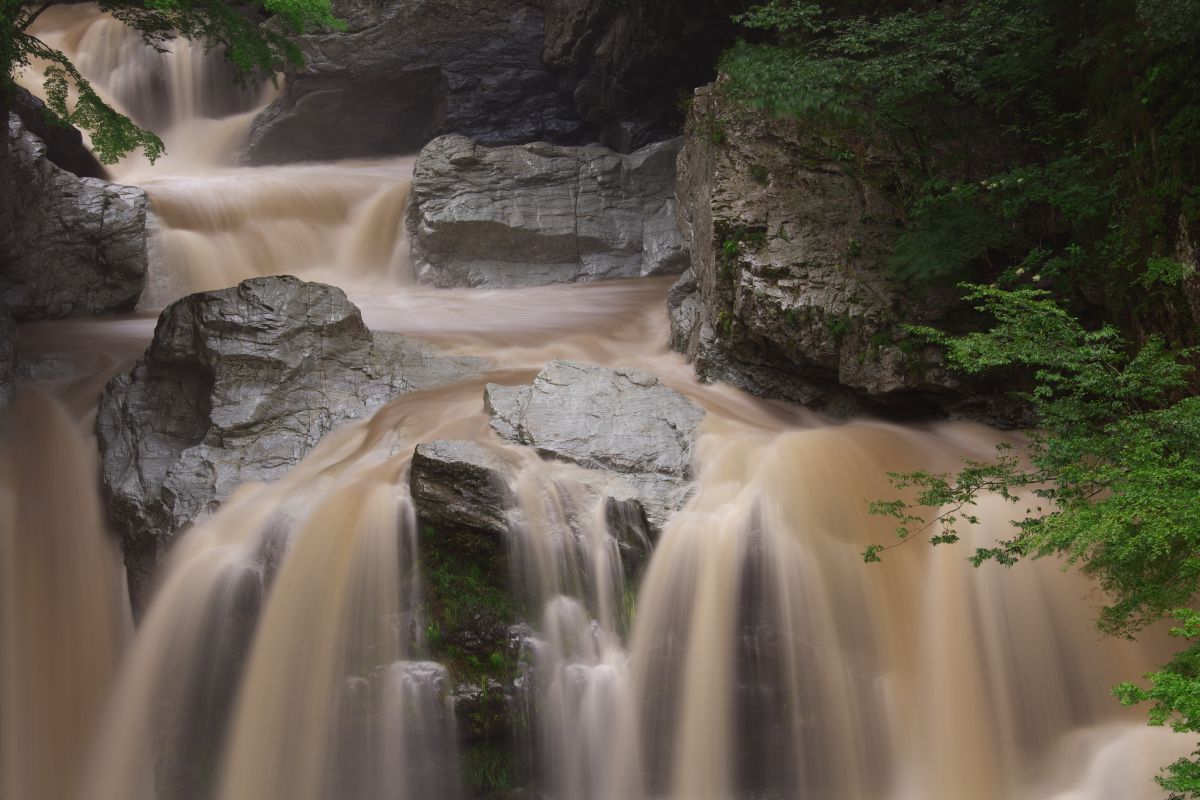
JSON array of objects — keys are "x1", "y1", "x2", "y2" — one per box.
[
  {"x1": 408, "y1": 135, "x2": 688, "y2": 288},
  {"x1": 245, "y1": 0, "x2": 585, "y2": 165},
  {"x1": 481, "y1": 359, "x2": 703, "y2": 536},
  {"x1": 543, "y1": 0, "x2": 749, "y2": 151},
  {"x1": 0, "y1": 299, "x2": 15, "y2": 411},
  {"x1": 669, "y1": 84, "x2": 1022, "y2": 419},
  {"x1": 1, "y1": 114, "x2": 149, "y2": 320},
  {"x1": 98, "y1": 276, "x2": 483, "y2": 607}
]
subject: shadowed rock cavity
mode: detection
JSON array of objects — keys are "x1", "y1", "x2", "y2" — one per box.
[{"x1": 245, "y1": 0, "x2": 586, "y2": 164}]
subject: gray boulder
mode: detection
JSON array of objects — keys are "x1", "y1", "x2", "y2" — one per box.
[
  {"x1": 669, "y1": 84, "x2": 1020, "y2": 419},
  {"x1": 0, "y1": 114, "x2": 149, "y2": 320},
  {"x1": 411, "y1": 439, "x2": 517, "y2": 539},
  {"x1": 484, "y1": 359, "x2": 703, "y2": 532},
  {"x1": 245, "y1": 0, "x2": 584, "y2": 164},
  {"x1": 0, "y1": 299, "x2": 15, "y2": 411},
  {"x1": 408, "y1": 135, "x2": 688, "y2": 288},
  {"x1": 98, "y1": 275, "x2": 483, "y2": 608}
]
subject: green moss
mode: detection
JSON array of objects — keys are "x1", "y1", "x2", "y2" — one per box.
[
  {"x1": 749, "y1": 163, "x2": 770, "y2": 185},
  {"x1": 420, "y1": 524, "x2": 516, "y2": 687},
  {"x1": 461, "y1": 741, "x2": 518, "y2": 796},
  {"x1": 825, "y1": 314, "x2": 850, "y2": 341}
]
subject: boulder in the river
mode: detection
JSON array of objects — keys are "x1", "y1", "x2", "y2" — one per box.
[
  {"x1": 245, "y1": 0, "x2": 585, "y2": 164},
  {"x1": 0, "y1": 113, "x2": 148, "y2": 319},
  {"x1": 98, "y1": 275, "x2": 484, "y2": 609},
  {"x1": 408, "y1": 135, "x2": 688, "y2": 288},
  {"x1": 484, "y1": 359, "x2": 703, "y2": 532},
  {"x1": 670, "y1": 84, "x2": 1023, "y2": 421},
  {"x1": 0, "y1": 299, "x2": 16, "y2": 411}
]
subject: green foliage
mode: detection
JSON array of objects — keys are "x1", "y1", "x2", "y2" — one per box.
[
  {"x1": 2, "y1": 0, "x2": 342, "y2": 163},
  {"x1": 866, "y1": 284, "x2": 1200, "y2": 790},
  {"x1": 1116, "y1": 611, "x2": 1200, "y2": 799},
  {"x1": 460, "y1": 741, "x2": 518, "y2": 796},
  {"x1": 720, "y1": 0, "x2": 1200, "y2": 336}
]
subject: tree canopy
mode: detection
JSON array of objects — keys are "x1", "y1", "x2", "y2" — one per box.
[{"x1": 1, "y1": 0, "x2": 343, "y2": 163}]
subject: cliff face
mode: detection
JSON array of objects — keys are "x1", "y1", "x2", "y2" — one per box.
[
  {"x1": 246, "y1": 0, "x2": 749, "y2": 163},
  {"x1": 245, "y1": 0, "x2": 587, "y2": 164},
  {"x1": 669, "y1": 85, "x2": 1021, "y2": 422}
]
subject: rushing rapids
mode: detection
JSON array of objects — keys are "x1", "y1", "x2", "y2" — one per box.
[{"x1": 1, "y1": 7, "x2": 1194, "y2": 800}]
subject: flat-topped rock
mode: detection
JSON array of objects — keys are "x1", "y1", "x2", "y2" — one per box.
[{"x1": 408, "y1": 135, "x2": 688, "y2": 288}]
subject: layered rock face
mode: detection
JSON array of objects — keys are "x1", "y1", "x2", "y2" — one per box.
[
  {"x1": 669, "y1": 85, "x2": 1009, "y2": 418},
  {"x1": 245, "y1": 0, "x2": 585, "y2": 164},
  {"x1": 543, "y1": 0, "x2": 749, "y2": 151},
  {"x1": 408, "y1": 135, "x2": 688, "y2": 288},
  {"x1": 1, "y1": 114, "x2": 149, "y2": 319},
  {"x1": 0, "y1": 300, "x2": 15, "y2": 411},
  {"x1": 98, "y1": 275, "x2": 483, "y2": 607}
]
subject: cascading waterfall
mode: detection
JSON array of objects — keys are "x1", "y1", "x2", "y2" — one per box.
[{"x1": 5, "y1": 6, "x2": 1196, "y2": 800}]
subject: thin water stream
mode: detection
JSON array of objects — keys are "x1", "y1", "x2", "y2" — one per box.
[{"x1": 2, "y1": 7, "x2": 1192, "y2": 800}]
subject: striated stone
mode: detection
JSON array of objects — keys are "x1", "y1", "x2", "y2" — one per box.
[
  {"x1": 245, "y1": 0, "x2": 584, "y2": 164},
  {"x1": 669, "y1": 84, "x2": 1023, "y2": 421},
  {"x1": 98, "y1": 275, "x2": 483, "y2": 608},
  {"x1": 408, "y1": 134, "x2": 688, "y2": 288},
  {"x1": 1, "y1": 114, "x2": 148, "y2": 319},
  {"x1": 411, "y1": 439, "x2": 517, "y2": 539}
]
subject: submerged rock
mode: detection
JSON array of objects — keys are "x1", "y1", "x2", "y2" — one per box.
[
  {"x1": 0, "y1": 299, "x2": 15, "y2": 411},
  {"x1": 98, "y1": 275, "x2": 483, "y2": 608},
  {"x1": 245, "y1": 0, "x2": 584, "y2": 164},
  {"x1": 0, "y1": 114, "x2": 149, "y2": 319},
  {"x1": 408, "y1": 135, "x2": 688, "y2": 288}
]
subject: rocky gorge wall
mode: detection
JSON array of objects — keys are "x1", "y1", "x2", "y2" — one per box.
[{"x1": 668, "y1": 84, "x2": 1025, "y2": 423}]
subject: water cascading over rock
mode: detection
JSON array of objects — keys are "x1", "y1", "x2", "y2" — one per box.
[{"x1": 98, "y1": 275, "x2": 483, "y2": 608}]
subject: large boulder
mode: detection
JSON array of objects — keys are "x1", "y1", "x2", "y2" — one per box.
[
  {"x1": 542, "y1": 0, "x2": 749, "y2": 151},
  {"x1": 0, "y1": 114, "x2": 149, "y2": 319},
  {"x1": 483, "y1": 359, "x2": 703, "y2": 531},
  {"x1": 245, "y1": 0, "x2": 585, "y2": 164},
  {"x1": 669, "y1": 85, "x2": 1021, "y2": 420},
  {"x1": 408, "y1": 134, "x2": 688, "y2": 288},
  {"x1": 0, "y1": 299, "x2": 15, "y2": 411},
  {"x1": 98, "y1": 275, "x2": 484, "y2": 608}
]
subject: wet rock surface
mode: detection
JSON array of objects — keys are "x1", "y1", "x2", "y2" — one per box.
[
  {"x1": 408, "y1": 135, "x2": 688, "y2": 288},
  {"x1": 0, "y1": 299, "x2": 16, "y2": 411},
  {"x1": 482, "y1": 359, "x2": 703, "y2": 535},
  {"x1": 669, "y1": 85, "x2": 1021, "y2": 421},
  {"x1": 245, "y1": 0, "x2": 585, "y2": 164},
  {"x1": 1, "y1": 114, "x2": 149, "y2": 320},
  {"x1": 98, "y1": 275, "x2": 484, "y2": 608}
]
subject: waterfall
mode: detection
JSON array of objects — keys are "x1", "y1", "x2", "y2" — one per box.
[{"x1": 3, "y1": 6, "x2": 1194, "y2": 800}]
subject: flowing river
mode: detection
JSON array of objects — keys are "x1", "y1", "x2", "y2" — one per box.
[{"x1": 2, "y1": 7, "x2": 1192, "y2": 800}]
